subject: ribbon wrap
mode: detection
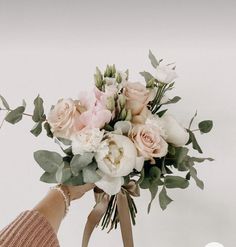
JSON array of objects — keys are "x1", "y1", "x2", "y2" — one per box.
[{"x1": 82, "y1": 181, "x2": 140, "y2": 247}]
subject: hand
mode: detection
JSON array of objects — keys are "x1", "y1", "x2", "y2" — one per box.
[{"x1": 66, "y1": 183, "x2": 95, "y2": 201}]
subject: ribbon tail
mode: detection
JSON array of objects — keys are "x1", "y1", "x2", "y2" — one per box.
[
  {"x1": 82, "y1": 194, "x2": 109, "y2": 247},
  {"x1": 117, "y1": 192, "x2": 134, "y2": 247}
]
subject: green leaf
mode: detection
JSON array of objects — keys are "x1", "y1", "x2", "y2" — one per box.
[
  {"x1": 140, "y1": 177, "x2": 151, "y2": 189},
  {"x1": 30, "y1": 121, "x2": 43, "y2": 137},
  {"x1": 5, "y1": 106, "x2": 25, "y2": 124},
  {"x1": 164, "y1": 175, "x2": 189, "y2": 189},
  {"x1": 64, "y1": 172, "x2": 84, "y2": 186},
  {"x1": 56, "y1": 162, "x2": 72, "y2": 183},
  {"x1": 40, "y1": 172, "x2": 57, "y2": 183},
  {"x1": 32, "y1": 95, "x2": 44, "y2": 122},
  {"x1": 148, "y1": 184, "x2": 158, "y2": 213},
  {"x1": 0, "y1": 95, "x2": 10, "y2": 110},
  {"x1": 34, "y1": 150, "x2": 63, "y2": 173},
  {"x1": 159, "y1": 187, "x2": 173, "y2": 210},
  {"x1": 189, "y1": 166, "x2": 204, "y2": 190},
  {"x1": 156, "y1": 109, "x2": 168, "y2": 117},
  {"x1": 149, "y1": 50, "x2": 159, "y2": 68},
  {"x1": 70, "y1": 153, "x2": 94, "y2": 176},
  {"x1": 175, "y1": 147, "x2": 189, "y2": 165},
  {"x1": 82, "y1": 162, "x2": 101, "y2": 183},
  {"x1": 168, "y1": 145, "x2": 176, "y2": 155},
  {"x1": 190, "y1": 157, "x2": 214, "y2": 163},
  {"x1": 187, "y1": 130, "x2": 203, "y2": 154},
  {"x1": 56, "y1": 137, "x2": 72, "y2": 146},
  {"x1": 44, "y1": 122, "x2": 53, "y2": 138},
  {"x1": 162, "y1": 96, "x2": 181, "y2": 105},
  {"x1": 149, "y1": 166, "x2": 161, "y2": 183},
  {"x1": 198, "y1": 120, "x2": 213, "y2": 133},
  {"x1": 140, "y1": 71, "x2": 154, "y2": 83}
]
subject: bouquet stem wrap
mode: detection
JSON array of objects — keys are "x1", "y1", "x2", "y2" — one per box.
[{"x1": 82, "y1": 181, "x2": 140, "y2": 247}]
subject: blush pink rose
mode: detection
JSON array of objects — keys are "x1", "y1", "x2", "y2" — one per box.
[
  {"x1": 123, "y1": 82, "x2": 154, "y2": 119},
  {"x1": 129, "y1": 124, "x2": 168, "y2": 164},
  {"x1": 47, "y1": 98, "x2": 82, "y2": 139}
]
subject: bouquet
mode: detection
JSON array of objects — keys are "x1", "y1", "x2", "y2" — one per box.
[{"x1": 0, "y1": 50, "x2": 213, "y2": 246}]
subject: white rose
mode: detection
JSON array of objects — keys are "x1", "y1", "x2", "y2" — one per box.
[
  {"x1": 159, "y1": 114, "x2": 189, "y2": 147},
  {"x1": 72, "y1": 128, "x2": 104, "y2": 155},
  {"x1": 155, "y1": 65, "x2": 178, "y2": 84},
  {"x1": 95, "y1": 134, "x2": 144, "y2": 195}
]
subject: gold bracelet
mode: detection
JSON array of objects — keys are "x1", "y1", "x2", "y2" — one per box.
[{"x1": 50, "y1": 184, "x2": 71, "y2": 217}]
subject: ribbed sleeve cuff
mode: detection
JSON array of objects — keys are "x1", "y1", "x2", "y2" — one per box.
[{"x1": 0, "y1": 210, "x2": 60, "y2": 247}]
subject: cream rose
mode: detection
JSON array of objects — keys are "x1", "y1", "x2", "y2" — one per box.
[
  {"x1": 155, "y1": 65, "x2": 178, "y2": 84},
  {"x1": 130, "y1": 124, "x2": 168, "y2": 163},
  {"x1": 47, "y1": 98, "x2": 81, "y2": 139},
  {"x1": 72, "y1": 128, "x2": 104, "y2": 155},
  {"x1": 95, "y1": 134, "x2": 144, "y2": 195},
  {"x1": 123, "y1": 82, "x2": 154, "y2": 116}
]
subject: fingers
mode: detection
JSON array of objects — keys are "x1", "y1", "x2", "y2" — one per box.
[{"x1": 78, "y1": 183, "x2": 95, "y2": 193}]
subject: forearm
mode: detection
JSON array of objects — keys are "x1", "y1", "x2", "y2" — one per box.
[{"x1": 33, "y1": 189, "x2": 65, "y2": 233}]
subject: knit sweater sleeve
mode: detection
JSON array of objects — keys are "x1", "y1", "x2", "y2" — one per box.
[{"x1": 0, "y1": 210, "x2": 60, "y2": 247}]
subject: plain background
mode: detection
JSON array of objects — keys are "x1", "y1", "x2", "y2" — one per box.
[{"x1": 0, "y1": 0, "x2": 235, "y2": 246}]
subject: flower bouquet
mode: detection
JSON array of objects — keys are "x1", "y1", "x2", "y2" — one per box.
[{"x1": 0, "y1": 50, "x2": 213, "y2": 246}]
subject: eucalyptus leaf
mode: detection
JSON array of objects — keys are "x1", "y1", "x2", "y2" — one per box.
[
  {"x1": 82, "y1": 162, "x2": 101, "y2": 183},
  {"x1": 40, "y1": 172, "x2": 57, "y2": 183},
  {"x1": 175, "y1": 147, "x2": 189, "y2": 165},
  {"x1": 148, "y1": 184, "x2": 158, "y2": 213},
  {"x1": 32, "y1": 95, "x2": 44, "y2": 122},
  {"x1": 56, "y1": 162, "x2": 72, "y2": 183},
  {"x1": 44, "y1": 122, "x2": 53, "y2": 138},
  {"x1": 159, "y1": 187, "x2": 173, "y2": 210},
  {"x1": 0, "y1": 95, "x2": 10, "y2": 110},
  {"x1": 162, "y1": 96, "x2": 181, "y2": 105},
  {"x1": 190, "y1": 157, "x2": 214, "y2": 163},
  {"x1": 164, "y1": 175, "x2": 189, "y2": 189},
  {"x1": 64, "y1": 172, "x2": 84, "y2": 186},
  {"x1": 156, "y1": 109, "x2": 168, "y2": 117},
  {"x1": 187, "y1": 130, "x2": 203, "y2": 154},
  {"x1": 34, "y1": 150, "x2": 63, "y2": 173},
  {"x1": 30, "y1": 121, "x2": 43, "y2": 137},
  {"x1": 149, "y1": 50, "x2": 159, "y2": 68},
  {"x1": 189, "y1": 166, "x2": 204, "y2": 190},
  {"x1": 140, "y1": 177, "x2": 151, "y2": 189},
  {"x1": 57, "y1": 137, "x2": 72, "y2": 146},
  {"x1": 70, "y1": 153, "x2": 94, "y2": 176},
  {"x1": 149, "y1": 166, "x2": 161, "y2": 184},
  {"x1": 5, "y1": 106, "x2": 25, "y2": 124},
  {"x1": 198, "y1": 120, "x2": 213, "y2": 133},
  {"x1": 140, "y1": 71, "x2": 154, "y2": 83}
]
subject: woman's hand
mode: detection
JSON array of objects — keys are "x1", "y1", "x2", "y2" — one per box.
[{"x1": 66, "y1": 183, "x2": 95, "y2": 201}]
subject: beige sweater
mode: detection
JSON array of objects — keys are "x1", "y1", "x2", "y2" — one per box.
[{"x1": 0, "y1": 210, "x2": 60, "y2": 247}]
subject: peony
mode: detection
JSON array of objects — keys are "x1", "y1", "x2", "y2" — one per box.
[
  {"x1": 78, "y1": 88, "x2": 113, "y2": 129},
  {"x1": 129, "y1": 124, "x2": 168, "y2": 163},
  {"x1": 95, "y1": 134, "x2": 144, "y2": 195},
  {"x1": 155, "y1": 65, "x2": 178, "y2": 84},
  {"x1": 47, "y1": 98, "x2": 82, "y2": 139},
  {"x1": 158, "y1": 114, "x2": 189, "y2": 147},
  {"x1": 123, "y1": 82, "x2": 154, "y2": 116},
  {"x1": 72, "y1": 128, "x2": 104, "y2": 155}
]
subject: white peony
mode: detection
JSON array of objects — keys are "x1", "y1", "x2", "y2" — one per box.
[
  {"x1": 95, "y1": 134, "x2": 144, "y2": 195},
  {"x1": 155, "y1": 65, "x2": 178, "y2": 84},
  {"x1": 72, "y1": 128, "x2": 104, "y2": 155}
]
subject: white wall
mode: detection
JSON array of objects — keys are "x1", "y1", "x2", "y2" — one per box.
[{"x1": 0, "y1": 0, "x2": 235, "y2": 246}]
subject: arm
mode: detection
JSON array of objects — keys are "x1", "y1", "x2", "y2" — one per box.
[{"x1": 33, "y1": 184, "x2": 95, "y2": 233}]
